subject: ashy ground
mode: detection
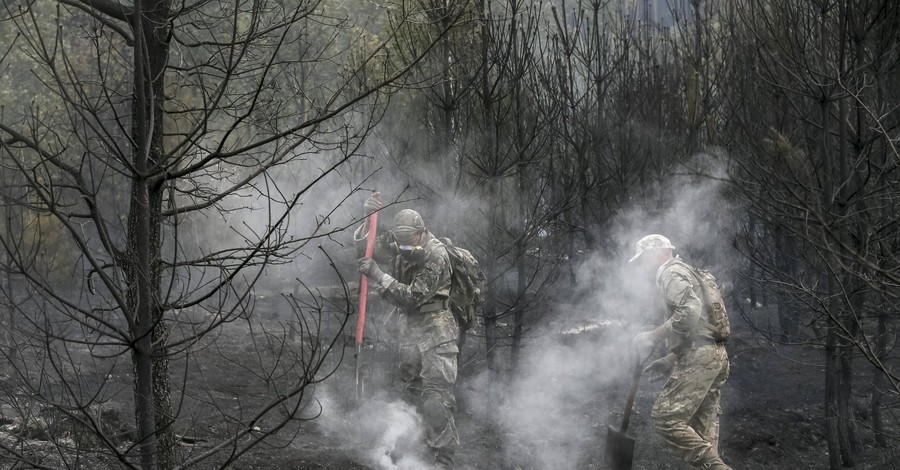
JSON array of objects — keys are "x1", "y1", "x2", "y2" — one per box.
[{"x1": 1, "y1": 300, "x2": 898, "y2": 470}]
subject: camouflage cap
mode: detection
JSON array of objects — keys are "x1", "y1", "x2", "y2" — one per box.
[
  {"x1": 392, "y1": 209, "x2": 426, "y2": 242},
  {"x1": 627, "y1": 234, "x2": 676, "y2": 263}
]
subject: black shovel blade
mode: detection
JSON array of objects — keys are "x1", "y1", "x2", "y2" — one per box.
[{"x1": 604, "y1": 425, "x2": 635, "y2": 470}]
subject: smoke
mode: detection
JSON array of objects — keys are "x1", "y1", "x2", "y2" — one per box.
[
  {"x1": 489, "y1": 334, "x2": 628, "y2": 469},
  {"x1": 314, "y1": 387, "x2": 432, "y2": 470},
  {"x1": 452, "y1": 153, "x2": 739, "y2": 469},
  {"x1": 297, "y1": 144, "x2": 738, "y2": 470},
  {"x1": 169, "y1": 146, "x2": 380, "y2": 297},
  {"x1": 277, "y1": 140, "x2": 740, "y2": 470}
]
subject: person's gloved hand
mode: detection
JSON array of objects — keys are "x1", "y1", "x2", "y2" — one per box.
[
  {"x1": 357, "y1": 257, "x2": 385, "y2": 283},
  {"x1": 632, "y1": 330, "x2": 657, "y2": 359},
  {"x1": 643, "y1": 354, "x2": 676, "y2": 382},
  {"x1": 364, "y1": 192, "x2": 383, "y2": 216}
]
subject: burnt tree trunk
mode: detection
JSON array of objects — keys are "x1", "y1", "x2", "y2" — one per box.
[
  {"x1": 128, "y1": 1, "x2": 177, "y2": 468},
  {"x1": 484, "y1": 178, "x2": 499, "y2": 375},
  {"x1": 478, "y1": 0, "x2": 500, "y2": 379},
  {"x1": 824, "y1": 313, "x2": 843, "y2": 470},
  {"x1": 1, "y1": 204, "x2": 16, "y2": 364},
  {"x1": 872, "y1": 307, "x2": 888, "y2": 447}
]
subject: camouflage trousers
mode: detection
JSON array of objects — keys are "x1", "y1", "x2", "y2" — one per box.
[
  {"x1": 651, "y1": 342, "x2": 730, "y2": 466},
  {"x1": 399, "y1": 340, "x2": 460, "y2": 458}
]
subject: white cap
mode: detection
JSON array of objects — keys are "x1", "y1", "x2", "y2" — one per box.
[{"x1": 628, "y1": 234, "x2": 676, "y2": 263}]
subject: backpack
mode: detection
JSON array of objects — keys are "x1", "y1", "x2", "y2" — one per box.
[
  {"x1": 438, "y1": 238, "x2": 486, "y2": 331},
  {"x1": 674, "y1": 260, "x2": 731, "y2": 342}
]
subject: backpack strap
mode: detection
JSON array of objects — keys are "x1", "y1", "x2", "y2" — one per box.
[{"x1": 427, "y1": 237, "x2": 454, "y2": 275}]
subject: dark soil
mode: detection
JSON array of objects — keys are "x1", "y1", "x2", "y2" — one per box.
[
  {"x1": 3, "y1": 296, "x2": 899, "y2": 470},
  {"x1": 200, "y1": 303, "x2": 899, "y2": 469}
]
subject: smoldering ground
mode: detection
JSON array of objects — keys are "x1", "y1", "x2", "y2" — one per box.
[{"x1": 314, "y1": 386, "x2": 435, "y2": 470}]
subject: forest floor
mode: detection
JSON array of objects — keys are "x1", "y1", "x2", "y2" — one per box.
[
  {"x1": 2, "y1": 298, "x2": 899, "y2": 470},
  {"x1": 179, "y1": 301, "x2": 900, "y2": 470}
]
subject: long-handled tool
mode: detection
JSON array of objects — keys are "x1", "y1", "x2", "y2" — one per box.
[
  {"x1": 605, "y1": 357, "x2": 644, "y2": 470},
  {"x1": 355, "y1": 209, "x2": 378, "y2": 403}
]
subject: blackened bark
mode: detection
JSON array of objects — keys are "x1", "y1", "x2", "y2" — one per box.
[
  {"x1": 128, "y1": 0, "x2": 177, "y2": 468},
  {"x1": 825, "y1": 318, "x2": 841, "y2": 470},
  {"x1": 872, "y1": 309, "x2": 888, "y2": 447},
  {"x1": 484, "y1": 179, "x2": 499, "y2": 374},
  {"x1": 478, "y1": 0, "x2": 499, "y2": 379}
]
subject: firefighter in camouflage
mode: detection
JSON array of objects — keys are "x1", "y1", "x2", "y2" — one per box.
[
  {"x1": 355, "y1": 193, "x2": 459, "y2": 469},
  {"x1": 629, "y1": 234, "x2": 732, "y2": 470}
]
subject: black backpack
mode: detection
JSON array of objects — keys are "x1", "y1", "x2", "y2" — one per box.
[{"x1": 438, "y1": 238, "x2": 486, "y2": 331}]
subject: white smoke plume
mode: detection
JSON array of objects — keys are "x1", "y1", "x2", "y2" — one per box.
[
  {"x1": 243, "y1": 140, "x2": 741, "y2": 469},
  {"x1": 314, "y1": 387, "x2": 432, "y2": 469},
  {"x1": 454, "y1": 154, "x2": 738, "y2": 469}
]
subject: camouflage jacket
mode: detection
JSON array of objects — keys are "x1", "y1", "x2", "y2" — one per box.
[
  {"x1": 656, "y1": 256, "x2": 715, "y2": 352},
  {"x1": 354, "y1": 223, "x2": 457, "y2": 350}
]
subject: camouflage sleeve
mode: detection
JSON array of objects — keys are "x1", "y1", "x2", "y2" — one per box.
[
  {"x1": 661, "y1": 267, "x2": 703, "y2": 338},
  {"x1": 381, "y1": 250, "x2": 452, "y2": 310}
]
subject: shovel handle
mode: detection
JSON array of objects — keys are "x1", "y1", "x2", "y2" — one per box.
[
  {"x1": 355, "y1": 211, "x2": 378, "y2": 345},
  {"x1": 619, "y1": 359, "x2": 643, "y2": 432}
]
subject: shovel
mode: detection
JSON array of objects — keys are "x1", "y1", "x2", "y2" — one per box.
[
  {"x1": 605, "y1": 357, "x2": 644, "y2": 470},
  {"x1": 355, "y1": 208, "x2": 378, "y2": 404}
]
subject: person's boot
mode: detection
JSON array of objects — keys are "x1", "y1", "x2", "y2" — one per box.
[
  {"x1": 697, "y1": 460, "x2": 732, "y2": 470},
  {"x1": 695, "y1": 455, "x2": 732, "y2": 469},
  {"x1": 432, "y1": 447, "x2": 454, "y2": 470},
  {"x1": 694, "y1": 448, "x2": 732, "y2": 470}
]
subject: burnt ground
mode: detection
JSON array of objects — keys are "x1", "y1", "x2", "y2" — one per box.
[
  {"x1": 187, "y1": 300, "x2": 900, "y2": 470},
  {"x1": 1, "y1": 296, "x2": 899, "y2": 470},
  {"x1": 174, "y1": 299, "x2": 900, "y2": 470}
]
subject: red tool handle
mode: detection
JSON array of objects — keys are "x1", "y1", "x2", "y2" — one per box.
[{"x1": 355, "y1": 211, "x2": 378, "y2": 345}]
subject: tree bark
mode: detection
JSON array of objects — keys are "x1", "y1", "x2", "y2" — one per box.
[
  {"x1": 2, "y1": 205, "x2": 15, "y2": 364},
  {"x1": 824, "y1": 314, "x2": 842, "y2": 470},
  {"x1": 484, "y1": 178, "x2": 499, "y2": 374},
  {"x1": 872, "y1": 307, "x2": 888, "y2": 446},
  {"x1": 478, "y1": 0, "x2": 500, "y2": 378},
  {"x1": 129, "y1": 0, "x2": 177, "y2": 468}
]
